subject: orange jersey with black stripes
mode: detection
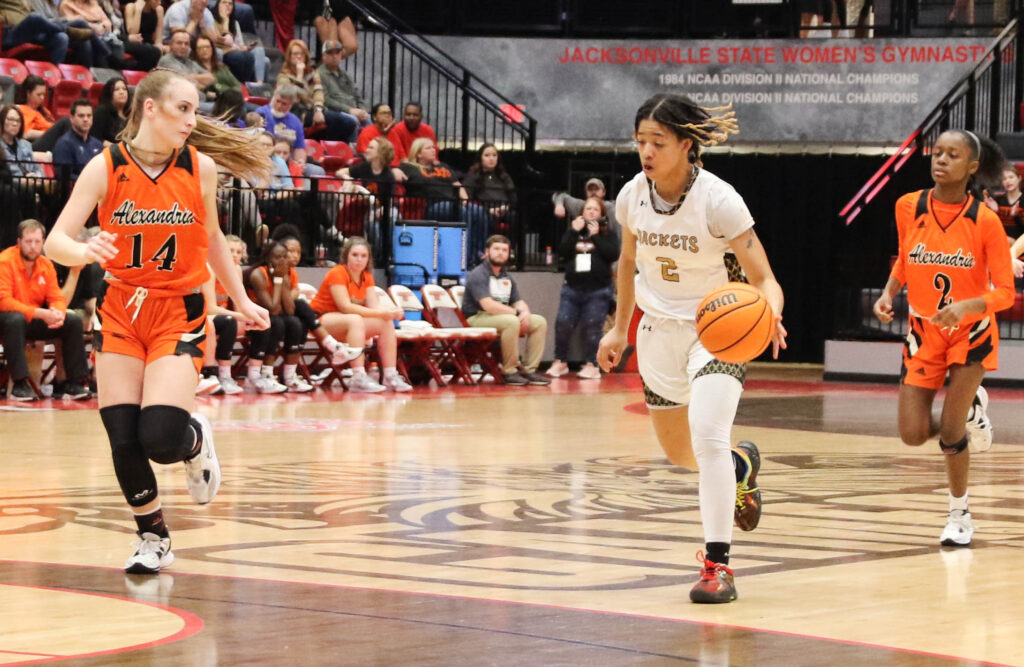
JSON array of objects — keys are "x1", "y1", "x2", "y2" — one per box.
[
  {"x1": 97, "y1": 142, "x2": 210, "y2": 293},
  {"x1": 889, "y1": 190, "x2": 1014, "y2": 322}
]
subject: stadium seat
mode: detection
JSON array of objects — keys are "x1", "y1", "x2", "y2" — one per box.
[
  {"x1": 0, "y1": 58, "x2": 29, "y2": 84},
  {"x1": 319, "y1": 140, "x2": 357, "y2": 172},
  {"x1": 120, "y1": 69, "x2": 147, "y2": 86},
  {"x1": 89, "y1": 67, "x2": 120, "y2": 83},
  {"x1": 24, "y1": 60, "x2": 61, "y2": 88},
  {"x1": 304, "y1": 139, "x2": 325, "y2": 163},
  {"x1": 58, "y1": 63, "x2": 92, "y2": 87},
  {"x1": 50, "y1": 79, "x2": 83, "y2": 118},
  {"x1": 240, "y1": 83, "x2": 267, "y2": 107}
]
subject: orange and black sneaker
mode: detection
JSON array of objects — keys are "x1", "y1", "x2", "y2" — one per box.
[
  {"x1": 733, "y1": 440, "x2": 762, "y2": 531},
  {"x1": 689, "y1": 551, "x2": 737, "y2": 604}
]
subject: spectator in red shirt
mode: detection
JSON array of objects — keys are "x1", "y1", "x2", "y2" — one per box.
[
  {"x1": 387, "y1": 102, "x2": 436, "y2": 163},
  {"x1": 356, "y1": 103, "x2": 394, "y2": 157},
  {"x1": 0, "y1": 219, "x2": 90, "y2": 401}
]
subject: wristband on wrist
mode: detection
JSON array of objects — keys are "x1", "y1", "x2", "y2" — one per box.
[{"x1": 273, "y1": 277, "x2": 284, "y2": 284}]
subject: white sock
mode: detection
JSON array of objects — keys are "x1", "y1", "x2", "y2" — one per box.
[
  {"x1": 323, "y1": 334, "x2": 340, "y2": 350},
  {"x1": 689, "y1": 372, "x2": 744, "y2": 545},
  {"x1": 383, "y1": 366, "x2": 399, "y2": 379},
  {"x1": 261, "y1": 365, "x2": 274, "y2": 379},
  {"x1": 283, "y1": 364, "x2": 297, "y2": 382},
  {"x1": 218, "y1": 365, "x2": 232, "y2": 380},
  {"x1": 352, "y1": 366, "x2": 367, "y2": 377},
  {"x1": 950, "y1": 491, "x2": 969, "y2": 513},
  {"x1": 247, "y1": 365, "x2": 261, "y2": 382}
]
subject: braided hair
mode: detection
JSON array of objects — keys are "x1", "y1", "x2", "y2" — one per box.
[{"x1": 634, "y1": 94, "x2": 739, "y2": 165}]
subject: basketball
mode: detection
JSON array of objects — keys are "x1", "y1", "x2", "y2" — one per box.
[{"x1": 695, "y1": 282, "x2": 774, "y2": 364}]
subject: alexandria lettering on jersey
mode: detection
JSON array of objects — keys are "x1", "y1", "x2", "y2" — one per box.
[
  {"x1": 110, "y1": 200, "x2": 197, "y2": 226},
  {"x1": 636, "y1": 229, "x2": 700, "y2": 252},
  {"x1": 906, "y1": 242, "x2": 975, "y2": 268}
]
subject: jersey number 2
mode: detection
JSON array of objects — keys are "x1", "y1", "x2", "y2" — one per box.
[
  {"x1": 125, "y1": 233, "x2": 178, "y2": 272},
  {"x1": 933, "y1": 272, "x2": 953, "y2": 310},
  {"x1": 655, "y1": 256, "x2": 680, "y2": 283}
]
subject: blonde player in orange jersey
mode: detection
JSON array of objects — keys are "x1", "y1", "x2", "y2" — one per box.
[
  {"x1": 874, "y1": 129, "x2": 1014, "y2": 548},
  {"x1": 44, "y1": 69, "x2": 272, "y2": 575}
]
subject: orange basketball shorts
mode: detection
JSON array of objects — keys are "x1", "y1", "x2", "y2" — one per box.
[
  {"x1": 93, "y1": 281, "x2": 208, "y2": 373},
  {"x1": 900, "y1": 314, "x2": 998, "y2": 389}
]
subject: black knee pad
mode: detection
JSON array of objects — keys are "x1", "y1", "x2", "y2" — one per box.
[
  {"x1": 100, "y1": 404, "x2": 158, "y2": 507},
  {"x1": 282, "y1": 315, "x2": 306, "y2": 353},
  {"x1": 213, "y1": 314, "x2": 238, "y2": 361},
  {"x1": 940, "y1": 435, "x2": 968, "y2": 456},
  {"x1": 138, "y1": 405, "x2": 194, "y2": 465}
]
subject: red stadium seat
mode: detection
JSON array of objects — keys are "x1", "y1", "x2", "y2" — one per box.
[
  {"x1": 0, "y1": 57, "x2": 29, "y2": 84},
  {"x1": 24, "y1": 60, "x2": 61, "y2": 88},
  {"x1": 51, "y1": 80, "x2": 83, "y2": 118},
  {"x1": 58, "y1": 63, "x2": 93, "y2": 88},
  {"x1": 239, "y1": 83, "x2": 267, "y2": 107},
  {"x1": 304, "y1": 139, "x2": 325, "y2": 163},
  {"x1": 120, "y1": 69, "x2": 147, "y2": 86},
  {"x1": 320, "y1": 140, "x2": 357, "y2": 172},
  {"x1": 87, "y1": 81, "x2": 104, "y2": 107}
]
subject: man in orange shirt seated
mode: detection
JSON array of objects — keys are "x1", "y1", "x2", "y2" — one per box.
[{"x1": 0, "y1": 219, "x2": 90, "y2": 401}]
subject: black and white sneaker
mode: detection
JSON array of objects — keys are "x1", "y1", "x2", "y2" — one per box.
[
  {"x1": 61, "y1": 382, "x2": 92, "y2": 400},
  {"x1": 124, "y1": 532, "x2": 174, "y2": 574},
  {"x1": 184, "y1": 413, "x2": 221, "y2": 505},
  {"x1": 940, "y1": 510, "x2": 974, "y2": 547},
  {"x1": 9, "y1": 379, "x2": 37, "y2": 401}
]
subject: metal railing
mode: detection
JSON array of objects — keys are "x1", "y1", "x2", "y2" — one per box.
[{"x1": 840, "y1": 16, "x2": 1024, "y2": 227}]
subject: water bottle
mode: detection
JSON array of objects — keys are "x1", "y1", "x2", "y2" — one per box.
[{"x1": 545, "y1": 246, "x2": 553, "y2": 266}]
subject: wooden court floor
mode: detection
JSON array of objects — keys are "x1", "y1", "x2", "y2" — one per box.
[{"x1": 1, "y1": 365, "x2": 1023, "y2": 666}]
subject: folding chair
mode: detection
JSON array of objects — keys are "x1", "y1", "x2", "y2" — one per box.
[
  {"x1": 387, "y1": 284, "x2": 457, "y2": 387},
  {"x1": 419, "y1": 284, "x2": 502, "y2": 384}
]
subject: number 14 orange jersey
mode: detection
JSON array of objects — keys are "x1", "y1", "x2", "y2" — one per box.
[
  {"x1": 97, "y1": 142, "x2": 210, "y2": 293},
  {"x1": 890, "y1": 189, "x2": 1014, "y2": 323}
]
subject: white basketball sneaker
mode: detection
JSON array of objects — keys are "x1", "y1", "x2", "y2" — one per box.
[
  {"x1": 965, "y1": 386, "x2": 992, "y2": 453},
  {"x1": 184, "y1": 413, "x2": 221, "y2": 505},
  {"x1": 125, "y1": 532, "x2": 174, "y2": 574},
  {"x1": 331, "y1": 341, "x2": 363, "y2": 364},
  {"x1": 940, "y1": 510, "x2": 974, "y2": 547}
]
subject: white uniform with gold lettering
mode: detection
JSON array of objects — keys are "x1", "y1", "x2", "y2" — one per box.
[{"x1": 616, "y1": 169, "x2": 754, "y2": 406}]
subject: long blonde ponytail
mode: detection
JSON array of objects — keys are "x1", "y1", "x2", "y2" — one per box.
[{"x1": 118, "y1": 69, "x2": 271, "y2": 184}]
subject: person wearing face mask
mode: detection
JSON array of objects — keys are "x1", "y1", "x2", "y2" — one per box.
[{"x1": 254, "y1": 84, "x2": 307, "y2": 154}]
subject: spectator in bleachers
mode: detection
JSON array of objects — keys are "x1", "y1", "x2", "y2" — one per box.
[
  {"x1": 399, "y1": 137, "x2": 490, "y2": 264},
  {"x1": 0, "y1": 0, "x2": 71, "y2": 64},
  {"x1": 308, "y1": 236, "x2": 410, "y2": 392},
  {"x1": 90, "y1": 76, "x2": 129, "y2": 145},
  {"x1": 163, "y1": 0, "x2": 255, "y2": 84},
  {"x1": 317, "y1": 40, "x2": 368, "y2": 129},
  {"x1": 97, "y1": 0, "x2": 160, "y2": 71},
  {"x1": 244, "y1": 109, "x2": 263, "y2": 128},
  {"x1": 276, "y1": 38, "x2": 357, "y2": 143},
  {"x1": 0, "y1": 219, "x2": 90, "y2": 401},
  {"x1": 356, "y1": 103, "x2": 394, "y2": 157},
  {"x1": 192, "y1": 33, "x2": 241, "y2": 101},
  {"x1": 212, "y1": 0, "x2": 268, "y2": 84},
  {"x1": 254, "y1": 83, "x2": 305, "y2": 149},
  {"x1": 1, "y1": 105, "x2": 48, "y2": 178},
  {"x1": 463, "y1": 142, "x2": 516, "y2": 235},
  {"x1": 52, "y1": 98, "x2": 101, "y2": 179},
  {"x1": 461, "y1": 234, "x2": 549, "y2": 387},
  {"x1": 388, "y1": 102, "x2": 436, "y2": 163},
  {"x1": 336, "y1": 135, "x2": 396, "y2": 246},
  {"x1": 245, "y1": 239, "x2": 313, "y2": 392},
  {"x1": 552, "y1": 177, "x2": 620, "y2": 238},
  {"x1": 158, "y1": 27, "x2": 215, "y2": 95},
  {"x1": 28, "y1": 0, "x2": 113, "y2": 68},
  {"x1": 208, "y1": 0, "x2": 254, "y2": 36},
  {"x1": 123, "y1": 0, "x2": 165, "y2": 55},
  {"x1": 58, "y1": 0, "x2": 117, "y2": 68},
  {"x1": 15, "y1": 75, "x2": 54, "y2": 143},
  {"x1": 547, "y1": 197, "x2": 618, "y2": 381},
  {"x1": 313, "y1": 0, "x2": 358, "y2": 58},
  {"x1": 211, "y1": 87, "x2": 245, "y2": 127}
]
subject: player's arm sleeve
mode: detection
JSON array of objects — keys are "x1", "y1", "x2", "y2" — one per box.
[{"x1": 982, "y1": 214, "x2": 1016, "y2": 314}]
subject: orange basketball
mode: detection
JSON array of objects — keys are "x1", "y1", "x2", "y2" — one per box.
[{"x1": 695, "y1": 282, "x2": 774, "y2": 364}]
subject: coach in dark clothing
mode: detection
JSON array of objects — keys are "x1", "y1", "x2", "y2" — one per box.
[{"x1": 52, "y1": 99, "x2": 102, "y2": 179}]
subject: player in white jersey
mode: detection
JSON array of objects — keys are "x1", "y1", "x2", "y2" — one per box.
[{"x1": 598, "y1": 93, "x2": 786, "y2": 603}]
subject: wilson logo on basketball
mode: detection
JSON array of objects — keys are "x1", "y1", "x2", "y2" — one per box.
[{"x1": 696, "y1": 292, "x2": 739, "y2": 320}]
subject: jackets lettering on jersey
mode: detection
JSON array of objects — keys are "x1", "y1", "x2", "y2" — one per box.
[{"x1": 635, "y1": 230, "x2": 700, "y2": 253}]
